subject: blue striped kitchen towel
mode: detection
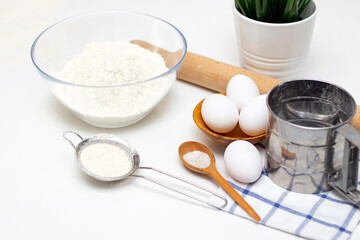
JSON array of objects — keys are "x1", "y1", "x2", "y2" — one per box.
[{"x1": 215, "y1": 144, "x2": 360, "y2": 240}]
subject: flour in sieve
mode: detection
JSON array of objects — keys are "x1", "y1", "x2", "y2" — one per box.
[
  {"x1": 80, "y1": 143, "x2": 132, "y2": 178},
  {"x1": 52, "y1": 41, "x2": 171, "y2": 126}
]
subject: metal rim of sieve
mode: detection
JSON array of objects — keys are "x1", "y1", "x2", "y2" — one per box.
[
  {"x1": 64, "y1": 131, "x2": 140, "y2": 181},
  {"x1": 266, "y1": 79, "x2": 356, "y2": 130}
]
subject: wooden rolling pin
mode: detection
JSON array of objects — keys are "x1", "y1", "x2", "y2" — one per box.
[
  {"x1": 178, "y1": 51, "x2": 280, "y2": 94},
  {"x1": 131, "y1": 40, "x2": 360, "y2": 131}
]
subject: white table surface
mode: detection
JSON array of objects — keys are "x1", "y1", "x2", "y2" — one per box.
[{"x1": 1, "y1": 0, "x2": 360, "y2": 239}]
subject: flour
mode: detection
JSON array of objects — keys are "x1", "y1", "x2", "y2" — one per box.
[
  {"x1": 183, "y1": 150, "x2": 211, "y2": 168},
  {"x1": 80, "y1": 143, "x2": 132, "y2": 178},
  {"x1": 53, "y1": 41, "x2": 171, "y2": 127}
]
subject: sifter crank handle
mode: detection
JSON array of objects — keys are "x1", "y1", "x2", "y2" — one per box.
[{"x1": 329, "y1": 124, "x2": 360, "y2": 204}]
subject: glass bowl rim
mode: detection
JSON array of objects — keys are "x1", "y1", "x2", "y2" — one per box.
[{"x1": 30, "y1": 10, "x2": 187, "y2": 89}]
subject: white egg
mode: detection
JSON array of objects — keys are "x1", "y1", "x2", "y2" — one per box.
[
  {"x1": 239, "y1": 94, "x2": 269, "y2": 136},
  {"x1": 201, "y1": 94, "x2": 239, "y2": 133},
  {"x1": 226, "y1": 74, "x2": 260, "y2": 111},
  {"x1": 224, "y1": 140, "x2": 262, "y2": 183}
]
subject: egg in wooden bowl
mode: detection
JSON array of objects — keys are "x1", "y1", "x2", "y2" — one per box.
[{"x1": 193, "y1": 92, "x2": 266, "y2": 146}]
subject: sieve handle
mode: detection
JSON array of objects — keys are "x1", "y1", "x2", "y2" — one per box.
[
  {"x1": 132, "y1": 166, "x2": 228, "y2": 209},
  {"x1": 329, "y1": 124, "x2": 360, "y2": 204},
  {"x1": 63, "y1": 131, "x2": 84, "y2": 149}
]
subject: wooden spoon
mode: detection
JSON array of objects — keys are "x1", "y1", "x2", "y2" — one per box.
[{"x1": 178, "y1": 141, "x2": 261, "y2": 221}]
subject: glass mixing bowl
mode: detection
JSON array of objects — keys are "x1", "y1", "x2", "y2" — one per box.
[{"x1": 31, "y1": 11, "x2": 187, "y2": 128}]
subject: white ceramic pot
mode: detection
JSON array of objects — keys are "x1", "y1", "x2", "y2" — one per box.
[{"x1": 233, "y1": 1, "x2": 318, "y2": 80}]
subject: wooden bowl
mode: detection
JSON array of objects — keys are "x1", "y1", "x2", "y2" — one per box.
[{"x1": 193, "y1": 92, "x2": 266, "y2": 146}]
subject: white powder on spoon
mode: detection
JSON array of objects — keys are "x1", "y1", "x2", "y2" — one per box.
[
  {"x1": 80, "y1": 143, "x2": 132, "y2": 178},
  {"x1": 183, "y1": 150, "x2": 211, "y2": 168},
  {"x1": 52, "y1": 41, "x2": 170, "y2": 126}
]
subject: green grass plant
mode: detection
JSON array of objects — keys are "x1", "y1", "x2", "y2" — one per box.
[{"x1": 235, "y1": 0, "x2": 311, "y2": 23}]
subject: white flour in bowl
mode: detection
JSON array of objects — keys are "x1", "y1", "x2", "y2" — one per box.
[{"x1": 52, "y1": 41, "x2": 171, "y2": 127}]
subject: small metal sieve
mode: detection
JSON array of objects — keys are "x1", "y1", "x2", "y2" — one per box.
[{"x1": 63, "y1": 131, "x2": 227, "y2": 209}]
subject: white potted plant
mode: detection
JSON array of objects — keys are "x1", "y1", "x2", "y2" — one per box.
[{"x1": 233, "y1": 0, "x2": 318, "y2": 80}]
